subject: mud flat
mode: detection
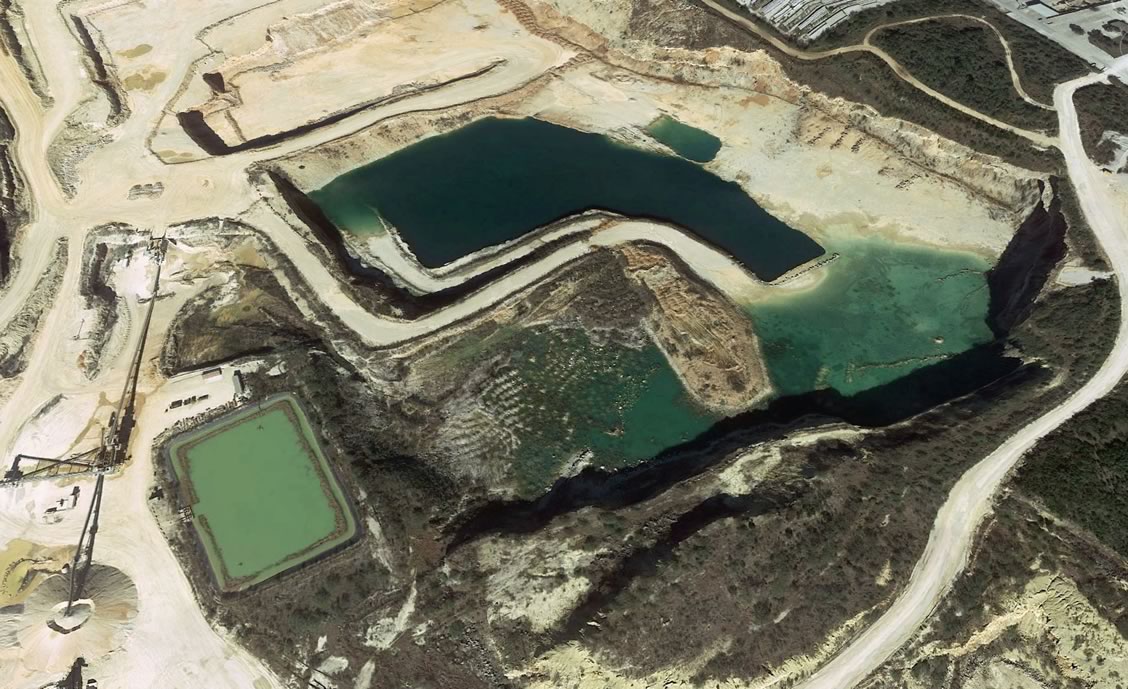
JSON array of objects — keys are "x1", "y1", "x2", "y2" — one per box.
[{"x1": 165, "y1": 393, "x2": 357, "y2": 593}]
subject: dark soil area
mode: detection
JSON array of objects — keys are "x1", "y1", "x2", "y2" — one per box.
[
  {"x1": 986, "y1": 180, "x2": 1068, "y2": 336},
  {"x1": 1088, "y1": 26, "x2": 1128, "y2": 60}
]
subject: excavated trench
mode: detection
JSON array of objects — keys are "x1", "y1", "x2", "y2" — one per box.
[
  {"x1": 178, "y1": 62, "x2": 502, "y2": 156},
  {"x1": 68, "y1": 15, "x2": 128, "y2": 127}
]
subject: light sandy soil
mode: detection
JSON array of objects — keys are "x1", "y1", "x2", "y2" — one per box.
[
  {"x1": 478, "y1": 531, "x2": 608, "y2": 633},
  {"x1": 179, "y1": 0, "x2": 571, "y2": 147},
  {"x1": 1055, "y1": 263, "x2": 1113, "y2": 286}
]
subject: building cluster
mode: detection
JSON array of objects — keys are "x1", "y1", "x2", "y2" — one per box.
[{"x1": 737, "y1": 0, "x2": 898, "y2": 42}]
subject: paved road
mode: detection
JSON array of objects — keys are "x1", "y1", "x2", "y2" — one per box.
[{"x1": 793, "y1": 53, "x2": 1128, "y2": 689}]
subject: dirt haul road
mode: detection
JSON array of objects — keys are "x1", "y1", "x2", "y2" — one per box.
[
  {"x1": 794, "y1": 54, "x2": 1128, "y2": 689},
  {"x1": 698, "y1": 0, "x2": 1057, "y2": 146}
]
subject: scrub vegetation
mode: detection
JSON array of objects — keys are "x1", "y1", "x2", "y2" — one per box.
[
  {"x1": 869, "y1": 18, "x2": 1057, "y2": 131},
  {"x1": 863, "y1": 493, "x2": 1128, "y2": 688},
  {"x1": 692, "y1": 0, "x2": 1084, "y2": 172},
  {"x1": 1017, "y1": 375, "x2": 1128, "y2": 559},
  {"x1": 1074, "y1": 78, "x2": 1128, "y2": 169},
  {"x1": 807, "y1": 0, "x2": 1091, "y2": 103}
]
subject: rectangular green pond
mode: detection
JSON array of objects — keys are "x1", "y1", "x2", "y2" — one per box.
[{"x1": 166, "y1": 393, "x2": 357, "y2": 592}]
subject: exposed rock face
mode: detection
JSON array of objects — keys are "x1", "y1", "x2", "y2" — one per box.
[
  {"x1": 161, "y1": 264, "x2": 316, "y2": 374},
  {"x1": 0, "y1": 0, "x2": 51, "y2": 105},
  {"x1": 987, "y1": 181, "x2": 1068, "y2": 337},
  {"x1": 0, "y1": 240, "x2": 66, "y2": 377},
  {"x1": 0, "y1": 106, "x2": 29, "y2": 286}
]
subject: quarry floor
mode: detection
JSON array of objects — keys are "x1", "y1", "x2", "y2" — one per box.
[{"x1": 0, "y1": 0, "x2": 1125, "y2": 688}]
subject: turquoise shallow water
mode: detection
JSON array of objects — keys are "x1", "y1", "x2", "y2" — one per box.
[
  {"x1": 439, "y1": 326, "x2": 718, "y2": 493},
  {"x1": 310, "y1": 116, "x2": 823, "y2": 280},
  {"x1": 498, "y1": 328, "x2": 716, "y2": 492},
  {"x1": 746, "y1": 235, "x2": 995, "y2": 397}
]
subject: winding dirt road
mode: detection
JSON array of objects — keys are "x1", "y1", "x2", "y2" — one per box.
[
  {"x1": 794, "y1": 53, "x2": 1128, "y2": 689},
  {"x1": 871, "y1": 14, "x2": 1054, "y2": 111},
  {"x1": 698, "y1": 0, "x2": 1057, "y2": 146}
]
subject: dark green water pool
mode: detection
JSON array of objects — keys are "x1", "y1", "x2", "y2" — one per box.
[
  {"x1": 310, "y1": 117, "x2": 823, "y2": 281},
  {"x1": 645, "y1": 115, "x2": 722, "y2": 162}
]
